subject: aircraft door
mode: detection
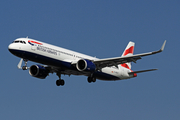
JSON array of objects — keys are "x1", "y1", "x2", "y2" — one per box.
[
  {"x1": 73, "y1": 53, "x2": 76, "y2": 60},
  {"x1": 31, "y1": 45, "x2": 36, "y2": 51}
]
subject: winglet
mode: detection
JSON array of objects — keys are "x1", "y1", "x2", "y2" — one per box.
[
  {"x1": 160, "y1": 40, "x2": 166, "y2": 52},
  {"x1": 152, "y1": 40, "x2": 166, "y2": 54}
]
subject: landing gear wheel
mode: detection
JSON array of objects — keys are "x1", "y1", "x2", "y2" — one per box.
[
  {"x1": 60, "y1": 79, "x2": 65, "y2": 86},
  {"x1": 92, "y1": 77, "x2": 96, "y2": 82},
  {"x1": 87, "y1": 77, "x2": 92, "y2": 83},
  {"x1": 56, "y1": 79, "x2": 65, "y2": 86},
  {"x1": 22, "y1": 66, "x2": 28, "y2": 70},
  {"x1": 56, "y1": 80, "x2": 61, "y2": 86},
  {"x1": 87, "y1": 77, "x2": 96, "y2": 83}
]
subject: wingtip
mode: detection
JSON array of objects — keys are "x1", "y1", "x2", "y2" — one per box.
[{"x1": 160, "y1": 40, "x2": 166, "y2": 51}]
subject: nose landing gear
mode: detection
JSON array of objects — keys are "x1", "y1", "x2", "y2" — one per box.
[
  {"x1": 17, "y1": 58, "x2": 29, "y2": 70},
  {"x1": 22, "y1": 59, "x2": 28, "y2": 70}
]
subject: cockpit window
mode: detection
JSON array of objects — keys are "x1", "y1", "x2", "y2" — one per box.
[
  {"x1": 13, "y1": 40, "x2": 26, "y2": 44},
  {"x1": 14, "y1": 41, "x2": 19, "y2": 43}
]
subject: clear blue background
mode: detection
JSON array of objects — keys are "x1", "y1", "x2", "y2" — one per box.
[{"x1": 1, "y1": 0, "x2": 179, "y2": 119}]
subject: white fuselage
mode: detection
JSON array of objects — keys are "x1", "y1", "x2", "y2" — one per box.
[{"x1": 8, "y1": 38, "x2": 134, "y2": 81}]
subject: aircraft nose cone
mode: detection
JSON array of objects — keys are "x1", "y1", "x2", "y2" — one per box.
[
  {"x1": 8, "y1": 43, "x2": 13, "y2": 50},
  {"x1": 8, "y1": 43, "x2": 18, "y2": 54},
  {"x1": 8, "y1": 43, "x2": 23, "y2": 58},
  {"x1": 8, "y1": 44, "x2": 14, "y2": 52}
]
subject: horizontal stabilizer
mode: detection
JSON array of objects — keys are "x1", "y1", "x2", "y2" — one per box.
[{"x1": 129, "y1": 69, "x2": 158, "y2": 74}]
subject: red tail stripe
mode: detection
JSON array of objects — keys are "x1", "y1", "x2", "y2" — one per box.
[
  {"x1": 123, "y1": 46, "x2": 134, "y2": 56},
  {"x1": 121, "y1": 63, "x2": 130, "y2": 69},
  {"x1": 121, "y1": 63, "x2": 137, "y2": 77}
]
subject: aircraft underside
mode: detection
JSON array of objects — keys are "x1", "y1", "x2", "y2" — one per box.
[{"x1": 9, "y1": 49, "x2": 121, "y2": 86}]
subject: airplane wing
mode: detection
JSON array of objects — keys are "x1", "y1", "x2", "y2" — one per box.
[{"x1": 93, "y1": 40, "x2": 166, "y2": 69}]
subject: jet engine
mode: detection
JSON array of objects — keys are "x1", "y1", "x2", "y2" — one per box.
[
  {"x1": 76, "y1": 59, "x2": 96, "y2": 72},
  {"x1": 29, "y1": 65, "x2": 49, "y2": 79}
]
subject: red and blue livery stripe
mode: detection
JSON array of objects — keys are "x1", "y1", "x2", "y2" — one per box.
[{"x1": 28, "y1": 40, "x2": 43, "y2": 46}]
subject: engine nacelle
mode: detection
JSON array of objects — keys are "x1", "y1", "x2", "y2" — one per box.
[
  {"x1": 29, "y1": 65, "x2": 49, "y2": 79},
  {"x1": 76, "y1": 59, "x2": 96, "y2": 72}
]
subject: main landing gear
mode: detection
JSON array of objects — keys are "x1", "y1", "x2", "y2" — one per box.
[
  {"x1": 87, "y1": 76, "x2": 96, "y2": 83},
  {"x1": 56, "y1": 79, "x2": 65, "y2": 86},
  {"x1": 56, "y1": 73, "x2": 65, "y2": 86}
]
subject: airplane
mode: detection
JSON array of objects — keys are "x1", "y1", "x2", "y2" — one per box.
[{"x1": 8, "y1": 37, "x2": 166, "y2": 86}]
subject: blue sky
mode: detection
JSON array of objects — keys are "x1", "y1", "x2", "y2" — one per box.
[{"x1": 0, "y1": 0, "x2": 179, "y2": 119}]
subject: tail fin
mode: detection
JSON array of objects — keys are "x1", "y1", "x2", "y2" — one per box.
[
  {"x1": 120, "y1": 41, "x2": 135, "y2": 69},
  {"x1": 121, "y1": 41, "x2": 135, "y2": 56}
]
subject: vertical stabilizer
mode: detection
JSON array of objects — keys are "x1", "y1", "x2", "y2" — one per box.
[{"x1": 120, "y1": 41, "x2": 135, "y2": 69}]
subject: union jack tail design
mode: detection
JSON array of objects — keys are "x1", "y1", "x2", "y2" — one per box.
[{"x1": 121, "y1": 41, "x2": 135, "y2": 69}]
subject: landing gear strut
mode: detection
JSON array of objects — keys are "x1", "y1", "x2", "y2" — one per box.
[{"x1": 56, "y1": 73, "x2": 65, "y2": 86}]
